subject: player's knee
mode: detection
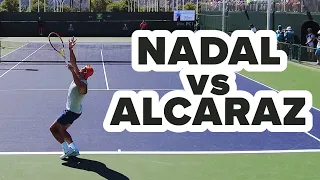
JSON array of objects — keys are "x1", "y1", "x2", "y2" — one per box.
[
  {"x1": 49, "y1": 123, "x2": 59, "y2": 133},
  {"x1": 49, "y1": 125, "x2": 56, "y2": 133},
  {"x1": 57, "y1": 126, "x2": 67, "y2": 133}
]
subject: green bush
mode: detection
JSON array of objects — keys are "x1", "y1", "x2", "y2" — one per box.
[{"x1": 0, "y1": 0, "x2": 19, "y2": 12}]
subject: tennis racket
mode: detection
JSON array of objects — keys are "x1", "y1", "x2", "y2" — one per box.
[{"x1": 48, "y1": 32, "x2": 68, "y2": 64}]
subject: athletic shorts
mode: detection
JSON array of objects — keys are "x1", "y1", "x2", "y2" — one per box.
[
  {"x1": 316, "y1": 48, "x2": 320, "y2": 56},
  {"x1": 57, "y1": 110, "x2": 81, "y2": 126}
]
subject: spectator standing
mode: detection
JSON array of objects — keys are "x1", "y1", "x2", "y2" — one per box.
[
  {"x1": 284, "y1": 26, "x2": 294, "y2": 59},
  {"x1": 38, "y1": 17, "x2": 44, "y2": 36},
  {"x1": 305, "y1": 28, "x2": 316, "y2": 62},
  {"x1": 284, "y1": 26, "x2": 294, "y2": 43},
  {"x1": 315, "y1": 30, "x2": 320, "y2": 65},
  {"x1": 276, "y1": 25, "x2": 285, "y2": 50}
]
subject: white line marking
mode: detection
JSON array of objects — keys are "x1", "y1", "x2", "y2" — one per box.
[
  {"x1": 305, "y1": 132, "x2": 320, "y2": 142},
  {"x1": 100, "y1": 49, "x2": 109, "y2": 90},
  {"x1": 0, "y1": 44, "x2": 46, "y2": 78},
  {"x1": 149, "y1": 160, "x2": 174, "y2": 165},
  {"x1": 1, "y1": 43, "x2": 29, "y2": 58},
  {"x1": 1, "y1": 149, "x2": 320, "y2": 155},
  {"x1": 237, "y1": 72, "x2": 320, "y2": 142}
]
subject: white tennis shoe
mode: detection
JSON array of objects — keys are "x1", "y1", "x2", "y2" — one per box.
[{"x1": 60, "y1": 147, "x2": 79, "y2": 159}]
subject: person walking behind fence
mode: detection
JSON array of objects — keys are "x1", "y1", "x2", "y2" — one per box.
[
  {"x1": 315, "y1": 30, "x2": 320, "y2": 65},
  {"x1": 306, "y1": 28, "x2": 316, "y2": 62}
]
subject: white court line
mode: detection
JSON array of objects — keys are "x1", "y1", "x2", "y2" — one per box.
[
  {"x1": 2, "y1": 149, "x2": 320, "y2": 155},
  {"x1": 236, "y1": 72, "x2": 320, "y2": 143},
  {"x1": 0, "y1": 43, "x2": 29, "y2": 58},
  {"x1": 0, "y1": 44, "x2": 46, "y2": 78},
  {"x1": 100, "y1": 49, "x2": 109, "y2": 90},
  {"x1": 0, "y1": 72, "x2": 319, "y2": 155}
]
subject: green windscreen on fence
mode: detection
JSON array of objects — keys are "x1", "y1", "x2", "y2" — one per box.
[{"x1": 198, "y1": 13, "x2": 228, "y2": 31}]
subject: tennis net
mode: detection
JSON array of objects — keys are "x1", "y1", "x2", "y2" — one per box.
[{"x1": 0, "y1": 41, "x2": 132, "y2": 65}]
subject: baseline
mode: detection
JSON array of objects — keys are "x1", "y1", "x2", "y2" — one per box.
[{"x1": 1, "y1": 149, "x2": 320, "y2": 155}]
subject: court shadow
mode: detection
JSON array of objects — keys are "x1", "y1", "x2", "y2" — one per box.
[
  {"x1": 0, "y1": 68, "x2": 38, "y2": 71},
  {"x1": 62, "y1": 157, "x2": 130, "y2": 180}
]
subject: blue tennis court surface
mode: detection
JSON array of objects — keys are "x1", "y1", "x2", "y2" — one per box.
[{"x1": 1, "y1": 42, "x2": 320, "y2": 153}]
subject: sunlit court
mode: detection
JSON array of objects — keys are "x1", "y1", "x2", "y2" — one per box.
[
  {"x1": 1, "y1": 0, "x2": 320, "y2": 179},
  {"x1": 0, "y1": 36, "x2": 320, "y2": 179}
]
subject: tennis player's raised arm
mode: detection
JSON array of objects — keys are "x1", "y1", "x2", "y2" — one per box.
[
  {"x1": 69, "y1": 49, "x2": 80, "y2": 74},
  {"x1": 67, "y1": 64, "x2": 87, "y2": 91},
  {"x1": 69, "y1": 38, "x2": 80, "y2": 75}
]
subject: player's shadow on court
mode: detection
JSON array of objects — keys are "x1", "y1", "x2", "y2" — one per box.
[{"x1": 62, "y1": 157, "x2": 130, "y2": 180}]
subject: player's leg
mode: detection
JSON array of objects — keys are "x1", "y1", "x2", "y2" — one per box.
[
  {"x1": 49, "y1": 122, "x2": 64, "y2": 143},
  {"x1": 60, "y1": 124, "x2": 80, "y2": 153},
  {"x1": 50, "y1": 111, "x2": 71, "y2": 153},
  {"x1": 58, "y1": 110, "x2": 81, "y2": 159},
  {"x1": 60, "y1": 126, "x2": 80, "y2": 159},
  {"x1": 61, "y1": 124, "x2": 72, "y2": 144}
]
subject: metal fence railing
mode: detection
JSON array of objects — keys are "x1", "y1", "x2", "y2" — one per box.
[
  {"x1": 278, "y1": 41, "x2": 319, "y2": 63},
  {"x1": 200, "y1": 0, "x2": 320, "y2": 13}
]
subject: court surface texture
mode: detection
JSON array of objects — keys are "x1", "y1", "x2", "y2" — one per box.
[{"x1": 0, "y1": 37, "x2": 320, "y2": 180}]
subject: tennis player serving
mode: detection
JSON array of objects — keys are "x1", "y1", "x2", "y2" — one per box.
[{"x1": 49, "y1": 37, "x2": 94, "y2": 160}]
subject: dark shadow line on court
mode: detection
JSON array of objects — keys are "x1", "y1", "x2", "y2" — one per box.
[
  {"x1": 0, "y1": 68, "x2": 38, "y2": 71},
  {"x1": 62, "y1": 157, "x2": 130, "y2": 180}
]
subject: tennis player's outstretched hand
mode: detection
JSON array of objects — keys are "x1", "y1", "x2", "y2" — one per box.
[
  {"x1": 69, "y1": 36, "x2": 77, "y2": 50},
  {"x1": 66, "y1": 64, "x2": 73, "y2": 71}
]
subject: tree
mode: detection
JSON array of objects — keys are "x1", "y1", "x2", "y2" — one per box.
[
  {"x1": 31, "y1": 0, "x2": 45, "y2": 12},
  {"x1": 107, "y1": 0, "x2": 128, "y2": 12},
  {"x1": 0, "y1": 0, "x2": 19, "y2": 12},
  {"x1": 62, "y1": 5, "x2": 78, "y2": 12},
  {"x1": 91, "y1": 0, "x2": 111, "y2": 12},
  {"x1": 184, "y1": 1, "x2": 196, "y2": 10}
]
